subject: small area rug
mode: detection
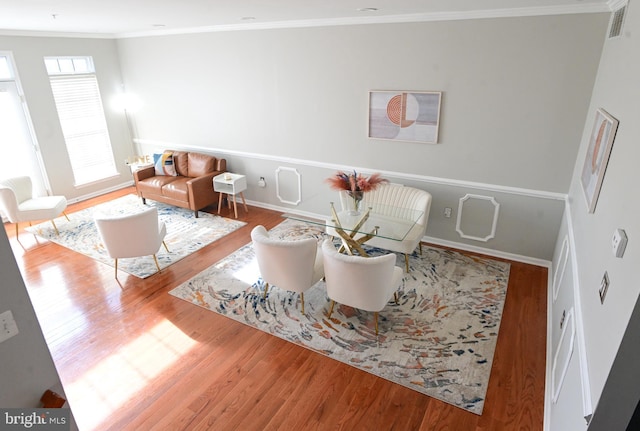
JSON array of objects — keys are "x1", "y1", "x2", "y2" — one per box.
[
  {"x1": 26, "y1": 194, "x2": 246, "y2": 278},
  {"x1": 169, "y1": 219, "x2": 510, "y2": 414}
]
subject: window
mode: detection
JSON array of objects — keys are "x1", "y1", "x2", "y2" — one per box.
[{"x1": 45, "y1": 56, "x2": 117, "y2": 186}]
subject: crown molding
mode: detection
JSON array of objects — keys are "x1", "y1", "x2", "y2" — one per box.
[
  {"x1": 607, "y1": 0, "x2": 628, "y2": 11},
  {"x1": 0, "y1": 29, "x2": 116, "y2": 39},
  {"x1": 118, "y1": 3, "x2": 611, "y2": 38},
  {"x1": 0, "y1": 3, "x2": 612, "y2": 40}
]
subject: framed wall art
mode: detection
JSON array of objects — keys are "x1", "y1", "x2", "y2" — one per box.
[
  {"x1": 580, "y1": 108, "x2": 619, "y2": 213},
  {"x1": 368, "y1": 91, "x2": 442, "y2": 143}
]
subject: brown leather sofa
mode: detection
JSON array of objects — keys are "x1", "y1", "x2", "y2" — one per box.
[{"x1": 133, "y1": 150, "x2": 226, "y2": 217}]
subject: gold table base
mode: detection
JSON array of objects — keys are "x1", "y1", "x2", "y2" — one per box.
[{"x1": 330, "y1": 202, "x2": 379, "y2": 257}]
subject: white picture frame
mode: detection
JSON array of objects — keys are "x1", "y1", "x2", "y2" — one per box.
[
  {"x1": 368, "y1": 91, "x2": 442, "y2": 143},
  {"x1": 580, "y1": 108, "x2": 619, "y2": 213}
]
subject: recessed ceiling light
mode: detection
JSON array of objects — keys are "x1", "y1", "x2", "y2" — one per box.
[
  {"x1": 152, "y1": 24, "x2": 166, "y2": 28},
  {"x1": 240, "y1": 16, "x2": 256, "y2": 21},
  {"x1": 357, "y1": 7, "x2": 379, "y2": 12}
]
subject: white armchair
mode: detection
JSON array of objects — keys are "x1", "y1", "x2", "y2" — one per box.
[
  {"x1": 94, "y1": 207, "x2": 168, "y2": 278},
  {"x1": 321, "y1": 239, "x2": 403, "y2": 335},
  {"x1": 0, "y1": 176, "x2": 68, "y2": 240},
  {"x1": 251, "y1": 225, "x2": 324, "y2": 314}
]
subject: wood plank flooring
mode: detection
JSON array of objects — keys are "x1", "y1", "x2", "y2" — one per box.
[{"x1": 5, "y1": 187, "x2": 547, "y2": 430}]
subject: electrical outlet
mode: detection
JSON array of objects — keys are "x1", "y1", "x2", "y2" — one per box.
[
  {"x1": 444, "y1": 207, "x2": 452, "y2": 218},
  {"x1": 612, "y1": 228, "x2": 628, "y2": 258},
  {"x1": 0, "y1": 310, "x2": 19, "y2": 343}
]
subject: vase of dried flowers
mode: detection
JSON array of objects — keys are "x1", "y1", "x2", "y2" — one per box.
[
  {"x1": 347, "y1": 190, "x2": 364, "y2": 215},
  {"x1": 326, "y1": 170, "x2": 388, "y2": 215}
]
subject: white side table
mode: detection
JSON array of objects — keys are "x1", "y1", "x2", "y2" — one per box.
[
  {"x1": 129, "y1": 162, "x2": 154, "y2": 173},
  {"x1": 213, "y1": 173, "x2": 248, "y2": 219}
]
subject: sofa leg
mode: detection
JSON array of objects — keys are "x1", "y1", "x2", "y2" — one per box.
[
  {"x1": 194, "y1": 210, "x2": 199, "y2": 218},
  {"x1": 141, "y1": 197, "x2": 146, "y2": 205}
]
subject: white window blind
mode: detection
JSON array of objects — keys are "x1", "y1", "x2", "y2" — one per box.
[{"x1": 47, "y1": 57, "x2": 117, "y2": 186}]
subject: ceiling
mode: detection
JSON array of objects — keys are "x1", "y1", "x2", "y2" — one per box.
[{"x1": 0, "y1": 0, "x2": 614, "y2": 38}]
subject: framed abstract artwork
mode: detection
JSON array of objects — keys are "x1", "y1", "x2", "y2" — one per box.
[
  {"x1": 580, "y1": 108, "x2": 619, "y2": 213},
  {"x1": 368, "y1": 91, "x2": 442, "y2": 143}
]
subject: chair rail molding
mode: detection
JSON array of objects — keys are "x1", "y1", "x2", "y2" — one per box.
[
  {"x1": 455, "y1": 194, "x2": 500, "y2": 242},
  {"x1": 134, "y1": 140, "x2": 567, "y2": 202},
  {"x1": 275, "y1": 167, "x2": 301, "y2": 206}
]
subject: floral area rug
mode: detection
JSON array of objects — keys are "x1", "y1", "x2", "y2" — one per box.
[
  {"x1": 26, "y1": 194, "x2": 246, "y2": 278},
  {"x1": 169, "y1": 219, "x2": 510, "y2": 414}
]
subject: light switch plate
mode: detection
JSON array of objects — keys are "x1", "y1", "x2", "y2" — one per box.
[
  {"x1": 599, "y1": 272, "x2": 610, "y2": 304},
  {"x1": 0, "y1": 310, "x2": 19, "y2": 343}
]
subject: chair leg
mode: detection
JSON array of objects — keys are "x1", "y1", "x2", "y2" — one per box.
[
  {"x1": 162, "y1": 241, "x2": 169, "y2": 252},
  {"x1": 15, "y1": 223, "x2": 19, "y2": 239},
  {"x1": 50, "y1": 219, "x2": 60, "y2": 236},
  {"x1": 374, "y1": 312, "x2": 379, "y2": 335},
  {"x1": 419, "y1": 242, "x2": 423, "y2": 255},
  {"x1": 404, "y1": 253, "x2": 409, "y2": 273},
  {"x1": 152, "y1": 254, "x2": 161, "y2": 272},
  {"x1": 63, "y1": 212, "x2": 70, "y2": 221},
  {"x1": 394, "y1": 292, "x2": 398, "y2": 304},
  {"x1": 301, "y1": 292, "x2": 305, "y2": 314},
  {"x1": 328, "y1": 300, "x2": 336, "y2": 318},
  {"x1": 263, "y1": 282, "x2": 270, "y2": 299},
  {"x1": 114, "y1": 258, "x2": 118, "y2": 278}
]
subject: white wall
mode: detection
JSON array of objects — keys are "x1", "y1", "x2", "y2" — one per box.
[
  {"x1": 0, "y1": 36, "x2": 136, "y2": 201},
  {"x1": 549, "y1": 1, "x2": 640, "y2": 429},
  {"x1": 0, "y1": 227, "x2": 64, "y2": 407},
  {"x1": 117, "y1": 13, "x2": 608, "y2": 260},
  {"x1": 118, "y1": 15, "x2": 606, "y2": 192}
]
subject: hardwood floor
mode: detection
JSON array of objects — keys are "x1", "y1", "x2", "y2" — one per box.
[{"x1": 6, "y1": 187, "x2": 547, "y2": 430}]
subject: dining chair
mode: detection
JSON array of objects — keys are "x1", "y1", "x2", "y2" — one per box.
[
  {"x1": 251, "y1": 225, "x2": 324, "y2": 314},
  {"x1": 321, "y1": 239, "x2": 403, "y2": 335}
]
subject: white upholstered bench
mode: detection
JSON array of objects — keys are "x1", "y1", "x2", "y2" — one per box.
[{"x1": 330, "y1": 183, "x2": 432, "y2": 272}]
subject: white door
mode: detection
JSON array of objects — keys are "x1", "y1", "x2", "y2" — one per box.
[{"x1": 0, "y1": 80, "x2": 49, "y2": 196}]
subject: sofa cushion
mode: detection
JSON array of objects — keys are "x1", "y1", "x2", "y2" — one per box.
[
  {"x1": 161, "y1": 177, "x2": 190, "y2": 201},
  {"x1": 172, "y1": 151, "x2": 189, "y2": 177},
  {"x1": 136, "y1": 175, "x2": 179, "y2": 195},
  {"x1": 188, "y1": 152, "x2": 216, "y2": 177}
]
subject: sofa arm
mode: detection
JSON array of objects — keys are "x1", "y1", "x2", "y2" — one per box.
[
  {"x1": 133, "y1": 166, "x2": 155, "y2": 183},
  {"x1": 186, "y1": 172, "x2": 218, "y2": 210},
  {"x1": 215, "y1": 158, "x2": 227, "y2": 172}
]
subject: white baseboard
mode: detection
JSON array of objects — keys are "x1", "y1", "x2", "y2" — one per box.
[
  {"x1": 424, "y1": 236, "x2": 551, "y2": 268},
  {"x1": 66, "y1": 180, "x2": 134, "y2": 204}
]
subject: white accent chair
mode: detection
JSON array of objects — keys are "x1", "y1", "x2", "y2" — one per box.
[
  {"x1": 251, "y1": 225, "x2": 324, "y2": 314},
  {"x1": 321, "y1": 239, "x2": 403, "y2": 335},
  {"x1": 333, "y1": 183, "x2": 432, "y2": 272},
  {"x1": 0, "y1": 176, "x2": 68, "y2": 240},
  {"x1": 94, "y1": 207, "x2": 168, "y2": 279}
]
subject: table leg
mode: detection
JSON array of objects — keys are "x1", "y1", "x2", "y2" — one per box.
[
  {"x1": 217, "y1": 192, "x2": 223, "y2": 215},
  {"x1": 330, "y1": 203, "x2": 377, "y2": 257},
  {"x1": 232, "y1": 195, "x2": 238, "y2": 218},
  {"x1": 239, "y1": 192, "x2": 248, "y2": 213}
]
